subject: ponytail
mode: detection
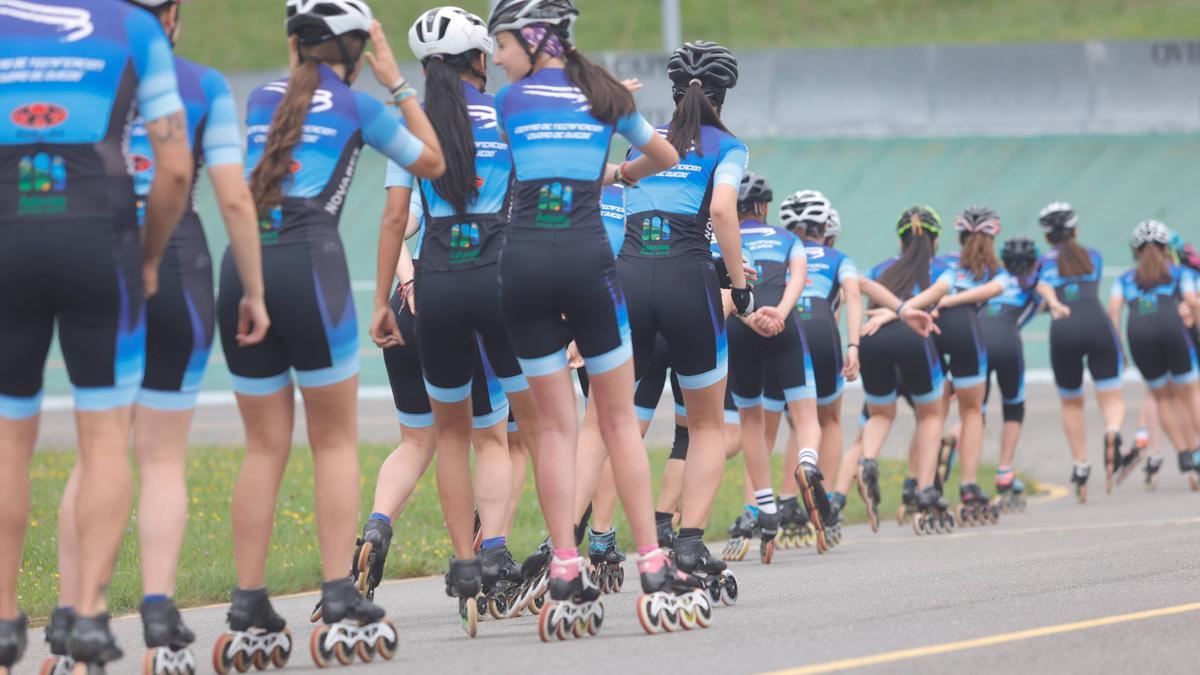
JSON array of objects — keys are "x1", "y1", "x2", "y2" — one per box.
[
  {"x1": 563, "y1": 49, "x2": 634, "y2": 125},
  {"x1": 878, "y1": 231, "x2": 936, "y2": 302},
  {"x1": 423, "y1": 55, "x2": 480, "y2": 214},
  {"x1": 666, "y1": 81, "x2": 731, "y2": 158},
  {"x1": 250, "y1": 59, "x2": 320, "y2": 218},
  {"x1": 959, "y1": 232, "x2": 1001, "y2": 280},
  {"x1": 1134, "y1": 244, "x2": 1172, "y2": 291},
  {"x1": 1047, "y1": 229, "x2": 1094, "y2": 278}
]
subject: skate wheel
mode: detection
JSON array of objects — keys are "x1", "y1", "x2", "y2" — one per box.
[
  {"x1": 694, "y1": 592, "x2": 714, "y2": 628},
  {"x1": 587, "y1": 607, "x2": 603, "y2": 636},
  {"x1": 309, "y1": 626, "x2": 332, "y2": 669},
  {"x1": 911, "y1": 514, "x2": 923, "y2": 536},
  {"x1": 309, "y1": 601, "x2": 324, "y2": 624},
  {"x1": 488, "y1": 595, "x2": 506, "y2": 620},
  {"x1": 232, "y1": 649, "x2": 251, "y2": 674},
  {"x1": 271, "y1": 629, "x2": 292, "y2": 668},
  {"x1": 355, "y1": 640, "x2": 374, "y2": 663},
  {"x1": 460, "y1": 596, "x2": 479, "y2": 638},
  {"x1": 374, "y1": 624, "x2": 398, "y2": 661},
  {"x1": 705, "y1": 577, "x2": 721, "y2": 605},
  {"x1": 537, "y1": 603, "x2": 556, "y2": 643},
  {"x1": 333, "y1": 641, "x2": 354, "y2": 667},
  {"x1": 355, "y1": 541, "x2": 375, "y2": 597},
  {"x1": 720, "y1": 575, "x2": 738, "y2": 606},
  {"x1": 814, "y1": 528, "x2": 828, "y2": 554},
  {"x1": 678, "y1": 604, "x2": 697, "y2": 631},
  {"x1": 760, "y1": 538, "x2": 774, "y2": 565},
  {"x1": 251, "y1": 648, "x2": 269, "y2": 671},
  {"x1": 615, "y1": 567, "x2": 625, "y2": 593},
  {"x1": 636, "y1": 595, "x2": 664, "y2": 634}
]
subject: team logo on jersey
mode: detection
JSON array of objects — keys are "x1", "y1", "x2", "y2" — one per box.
[
  {"x1": 535, "y1": 182, "x2": 573, "y2": 229},
  {"x1": 639, "y1": 216, "x2": 671, "y2": 256},
  {"x1": 449, "y1": 222, "x2": 482, "y2": 264},
  {"x1": 131, "y1": 154, "x2": 153, "y2": 173},
  {"x1": 1136, "y1": 295, "x2": 1159, "y2": 315},
  {"x1": 10, "y1": 102, "x2": 68, "y2": 129},
  {"x1": 259, "y1": 206, "x2": 283, "y2": 244},
  {"x1": 1062, "y1": 282, "x2": 1080, "y2": 303},
  {"x1": 290, "y1": 160, "x2": 302, "y2": 174},
  {"x1": 17, "y1": 152, "x2": 68, "y2": 215},
  {"x1": 475, "y1": 176, "x2": 485, "y2": 189},
  {"x1": 0, "y1": 1, "x2": 93, "y2": 42}
]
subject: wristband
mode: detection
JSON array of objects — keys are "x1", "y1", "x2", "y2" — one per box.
[
  {"x1": 615, "y1": 161, "x2": 637, "y2": 187},
  {"x1": 389, "y1": 78, "x2": 411, "y2": 95},
  {"x1": 390, "y1": 87, "x2": 417, "y2": 105},
  {"x1": 847, "y1": 343, "x2": 859, "y2": 349},
  {"x1": 895, "y1": 301, "x2": 907, "y2": 316}
]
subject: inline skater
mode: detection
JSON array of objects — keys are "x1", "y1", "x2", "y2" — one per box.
[
  {"x1": 487, "y1": 0, "x2": 708, "y2": 640},
  {"x1": 0, "y1": 1, "x2": 191, "y2": 672},
  {"x1": 778, "y1": 190, "x2": 864, "y2": 533},
  {"x1": 1108, "y1": 221, "x2": 1200, "y2": 489},
  {"x1": 1034, "y1": 203, "x2": 1127, "y2": 502},
  {"x1": 44, "y1": 2, "x2": 270, "y2": 673},
  {"x1": 213, "y1": 2, "x2": 443, "y2": 668},
  {"x1": 980, "y1": 236, "x2": 1043, "y2": 511}
]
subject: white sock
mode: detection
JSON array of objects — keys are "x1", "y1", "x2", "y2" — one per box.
[
  {"x1": 798, "y1": 448, "x2": 819, "y2": 467},
  {"x1": 755, "y1": 489, "x2": 777, "y2": 515}
]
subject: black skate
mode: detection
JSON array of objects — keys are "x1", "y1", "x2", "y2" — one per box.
[
  {"x1": 912, "y1": 486, "x2": 955, "y2": 535},
  {"x1": 956, "y1": 483, "x2": 999, "y2": 526},
  {"x1": 1179, "y1": 450, "x2": 1200, "y2": 492},
  {"x1": 826, "y1": 494, "x2": 846, "y2": 547},
  {"x1": 213, "y1": 588, "x2": 292, "y2": 675},
  {"x1": 778, "y1": 497, "x2": 813, "y2": 548},
  {"x1": 310, "y1": 577, "x2": 397, "y2": 667},
  {"x1": 720, "y1": 510, "x2": 755, "y2": 561},
  {"x1": 67, "y1": 613, "x2": 122, "y2": 675},
  {"x1": 795, "y1": 462, "x2": 834, "y2": 553},
  {"x1": 655, "y1": 516, "x2": 677, "y2": 555},
  {"x1": 673, "y1": 532, "x2": 737, "y2": 607},
  {"x1": 994, "y1": 471, "x2": 1027, "y2": 513},
  {"x1": 310, "y1": 518, "x2": 393, "y2": 623},
  {"x1": 586, "y1": 529, "x2": 626, "y2": 594},
  {"x1": 506, "y1": 539, "x2": 551, "y2": 619},
  {"x1": 538, "y1": 556, "x2": 605, "y2": 642},
  {"x1": 140, "y1": 598, "x2": 196, "y2": 675},
  {"x1": 444, "y1": 558, "x2": 483, "y2": 638},
  {"x1": 757, "y1": 510, "x2": 780, "y2": 564},
  {"x1": 634, "y1": 549, "x2": 713, "y2": 634},
  {"x1": 857, "y1": 458, "x2": 881, "y2": 532},
  {"x1": 936, "y1": 433, "x2": 958, "y2": 492},
  {"x1": 1070, "y1": 463, "x2": 1091, "y2": 504},
  {"x1": 1103, "y1": 431, "x2": 1122, "y2": 494},
  {"x1": 40, "y1": 607, "x2": 73, "y2": 675},
  {"x1": 896, "y1": 478, "x2": 918, "y2": 525},
  {"x1": 1117, "y1": 434, "x2": 1146, "y2": 486},
  {"x1": 1143, "y1": 455, "x2": 1163, "y2": 491},
  {"x1": 0, "y1": 613, "x2": 26, "y2": 675},
  {"x1": 480, "y1": 545, "x2": 524, "y2": 618}
]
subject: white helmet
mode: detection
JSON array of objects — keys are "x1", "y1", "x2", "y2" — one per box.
[
  {"x1": 825, "y1": 208, "x2": 842, "y2": 238},
  {"x1": 1038, "y1": 201, "x2": 1078, "y2": 233},
  {"x1": 409, "y1": 7, "x2": 493, "y2": 61},
  {"x1": 126, "y1": 0, "x2": 179, "y2": 7},
  {"x1": 1130, "y1": 219, "x2": 1171, "y2": 250},
  {"x1": 286, "y1": 0, "x2": 373, "y2": 41},
  {"x1": 779, "y1": 189, "x2": 832, "y2": 232}
]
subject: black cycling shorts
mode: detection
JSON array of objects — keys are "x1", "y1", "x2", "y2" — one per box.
[
  {"x1": 1048, "y1": 303, "x2": 1124, "y2": 398},
  {"x1": 860, "y1": 320, "x2": 944, "y2": 407},
  {"x1": 799, "y1": 317, "x2": 845, "y2": 405},
  {"x1": 1126, "y1": 305, "x2": 1198, "y2": 389},
  {"x1": 138, "y1": 237, "x2": 214, "y2": 411},
  {"x1": 729, "y1": 313, "x2": 815, "y2": 409},
  {"x1": 933, "y1": 305, "x2": 987, "y2": 389},
  {"x1": 981, "y1": 318, "x2": 1025, "y2": 408}
]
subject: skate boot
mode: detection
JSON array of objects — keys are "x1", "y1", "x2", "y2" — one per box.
[
  {"x1": 778, "y1": 497, "x2": 812, "y2": 548},
  {"x1": 912, "y1": 486, "x2": 955, "y2": 535},
  {"x1": 1143, "y1": 455, "x2": 1163, "y2": 490},
  {"x1": 444, "y1": 558, "x2": 483, "y2": 638},
  {"x1": 673, "y1": 531, "x2": 737, "y2": 607},
  {"x1": 40, "y1": 607, "x2": 73, "y2": 675},
  {"x1": 1116, "y1": 431, "x2": 1142, "y2": 485},
  {"x1": 140, "y1": 598, "x2": 196, "y2": 675},
  {"x1": 310, "y1": 577, "x2": 397, "y2": 667},
  {"x1": 213, "y1": 588, "x2": 291, "y2": 674},
  {"x1": 826, "y1": 493, "x2": 846, "y2": 546},
  {"x1": 994, "y1": 468, "x2": 1027, "y2": 513},
  {"x1": 0, "y1": 613, "x2": 26, "y2": 675},
  {"x1": 956, "y1": 483, "x2": 999, "y2": 526},
  {"x1": 720, "y1": 509, "x2": 755, "y2": 561},
  {"x1": 655, "y1": 514, "x2": 677, "y2": 554},
  {"x1": 67, "y1": 613, "x2": 122, "y2": 675},
  {"x1": 586, "y1": 529, "x2": 626, "y2": 594},
  {"x1": 538, "y1": 555, "x2": 604, "y2": 642},
  {"x1": 310, "y1": 517, "x2": 393, "y2": 623},
  {"x1": 896, "y1": 478, "x2": 918, "y2": 525},
  {"x1": 757, "y1": 510, "x2": 780, "y2": 564},
  {"x1": 1179, "y1": 450, "x2": 1200, "y2": 491},
  {"x1": 1070, "y1": 463, "x2": 1091, "y2": 504},
  {"x1": 507, "y1": 539, "x2": 551, "y2": 618},
  {"x1": 634, "y1": 549, "x2": 712, "y2": 634},
  {"x1": 480, "y1": 544, "x2": 524, "y2": 618},
  {"x1": 857, "y1": 458, "x2": 882, "y2": 532},
  {"x1": 794, "y1": 462, "x2": 834, "y2": 553},
  {"x1": 1103, "y1": 431, "x2": 1123, "y2": 494}
]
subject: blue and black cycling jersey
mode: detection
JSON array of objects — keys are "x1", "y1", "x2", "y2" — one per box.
[
  {"x1": 866, "y1": 255, "x2": 954, "y2": 299},
  {"x1": 982, "y1": 272, "x2": 1042, "y2": 328},
  {"x1": 600, "y1": 184, "x2": 625, "y2": 257},
  {"x1": 1112, "y1": 265, "x2": 1199, "y2": 389},
  {"x1": 739, "y1": 218, "x2": 805, "y2": 309},
  {"x1": 797, "y1": 241, "x2": 857, "y2": 320},
  {"x1": 1037, "y1": 246, "x2": 1123, "y2": 397},
  {"x1": 859, "y1": 255, "x2": 946, "y2": 406},
  {"x1": 620, "y1": 124, "x2": 746, "y2": 259},
  {"x1": 1037, "y1": 246, "x2": 1105, "y2": 305},
  {"x1": 0, "y1": 0, "x2": 183, "y2": 418},
  {"x1": 978, "y1": 272, "x2": 1040, "y2": 422}
]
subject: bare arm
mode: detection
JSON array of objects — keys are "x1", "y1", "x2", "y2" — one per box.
[
  {"x1": 906, "y1": 279, "x2": 950, "y2": 311},
  {"x1": 1037, "y1": 281, "x2": 1070, "y2": 319},
  {"x1": 606, "y1": 133, "x2": 679, "y2": 184},
  {"x1": 363, "y1": 22, "x2": 444, "y2": 179},
  {"x1": 842, "y1": 276, "x2": 863, "y2": 349},
  {"x1": 778, "y1": 246, "x2": 807, "y2": 315},
  {"x1": 710, "y1": 184, "x2": 747, "y2": 289},
  {"x1": 940, "y1": 278, "x2": 1005, "y2": 309},
  {"x1": 208, "y1": 164, "x2": 270, "y2": 344},
  {"x1": 141, "y1": 110, "x2": 193, "y2": 296},
  {"x1": 1106, "y1": 293, "x2": 1124, "y2": 334},
  {"x1": 370, "y1": 186, "x2": 412, "y2": 348}
]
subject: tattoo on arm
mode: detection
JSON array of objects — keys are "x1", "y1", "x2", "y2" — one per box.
[{"x1": 150, "y1": 111, "x2": 187, "y2": 144}]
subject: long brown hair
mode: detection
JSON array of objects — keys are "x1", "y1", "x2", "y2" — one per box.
[
  {"x1": 1046, "y1": 229, "x2": 1094, "y2": 278},
  {"x1": 1134, "y1": 243, "x2": 1172, "y2": 290},
  {"x1": 249, "y1": 37, "x2": 364, "y2": 218},
  {"x1": 878, "y1": 230, "x2": 937, "y2": 302},
  {"x1": 423, "y1": 55, "x2": 483, "y2": 214},
  {"x1": 563, "y1": 49, "x2": 634, "y2": 125},
  {"x1": 959, "y1": 232, "x2": 1001, "y2": 280},
  {"x1": 666, "y1": 81, "x2": 731, "y2": 158}
]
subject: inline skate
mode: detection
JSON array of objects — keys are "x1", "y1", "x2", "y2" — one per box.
[
  {"x1": 444, "y1": 558, "x2": 483, "y2": 638},
  {"x1": 826, "y1": 494, "x2": 846, "y2": 546},
  {"x1": 857, "y1": 458, "x2": 881, "y2": 532},
  {"x1": 1071, "y1": 463, "x2": 1091, "y2": 504},
  {"x1": 720, "y1": 510, "x2": 755, "y2": 561},
  {"x1": 309, "y1": 578, "x2": 397, "y2": 667},
  {"x1": 471, "y1": 509, "x2": 483, "y2": 554},
  {"x1": 480, "y1": 545, "x2": 523, "y2": 618},
  {"x1": 40, "y1": 607, "x2": 73, "y2": 675},
  {"x1": 896, "y1": 478, "x2": 918, "y2": 524},
  {"x1": 212, "y1": 588, "x2": 292, "y2": 674},
  {"x1": 937, "y1": 434, "x2": 958, "y2": 489},
  {"x1": 506, "y1": 539, "x2": 551, "y2": 618},
  {"x1": 1143, "y1": 455, "x2": 1163, "y2": 490},
  {"x1": 1117, "y1": 432, "x2": 1148, "y2": 486},
  {"x1": 757, "y1": 510, "x2": 780, "y2": 564},
  {"x1": 655, "y1": 514, "x2": 677, "y2": 554},
  {"x1": 538, "y1": 555, "x2": 605, "y2": 642},
  {"x1": 912, "y1": 486, "x2": 955, "y2": 535},
  {"x1": 311, "y1": 518, "x2": 392, "y2": 623},
  {"x1": 1179, "y1": 450, "x2": 1200, "y2": 491},
  {"x1": 673, "y1": 532, "x2": 737, "y2": 607},
  {"x1": 795, "y1": 462, "x2": 833, "y2": 553},
  {"x1": 0, "y1": 614, "x2": 26, "y2": 675},
  {"x1": 956, "y1": 483, "x2": 999, "y2": 526},
  {"x1": 635, "y1": 549, "x2": 713, "y2": 634},
  {"x1": 1103, "y1": 431, "x2": 1122, "y2": 494},
  {"x1": 778, "y1": 497, "x2": 813, "y2": 548},
  {"x1": 994, "y1": 470, "x2": 1027, "y2": 513},
  {"x1": 67, "y1": 613, "x2": 122, "y2": 675},
  {"x1": 587, "y1": 529, "x2": 626, "y2": 594},
  {"x1": 140, "y1": 598, "x2": 196, "y2": 675}
]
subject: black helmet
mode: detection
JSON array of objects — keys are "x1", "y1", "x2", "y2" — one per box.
[
  {"x1": 738, "y1": 173, "x2": 773, "y2": 211},
  {"x1": 1001, "y1": 236, "x2": 1038, "y2": 273},
  {"x1": 1038, "y1": 201, "x2": 1078, "y2": 233},
  {"x1": 896, "y1": 205, "x2": 941, "y2": 238},
  {"x1": 487, "y1": 0, "x2": 578, "y2": 36},
  {"x1": 667, "y1": 41, "x2": 738, "y2": 105}
]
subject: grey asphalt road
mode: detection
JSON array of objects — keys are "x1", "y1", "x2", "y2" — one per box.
[{"x1": 17, "y1": 382, "x2": 1200, "y2": 674}]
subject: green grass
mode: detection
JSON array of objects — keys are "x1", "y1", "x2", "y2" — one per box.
[
  {"x1": 173, "y1": 0, "x2": 1200, "y2": 73},
  {"x1": 18, "y1": 444, "x2": 1025, "y2": 622}
]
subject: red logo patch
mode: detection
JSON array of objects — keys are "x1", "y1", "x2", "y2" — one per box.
[
  {"x1": 132, "y1": 154, "x2": 153, "y2": 172},
  {"x1": 290, "y1": 160, "x2": 302, "y2": 174},
  {"x1": 11, "y1": 103, "x2": 68, "y2": 129},
  {"x1": 474, "y1": 176, "x2": 485, "y2": 189}
]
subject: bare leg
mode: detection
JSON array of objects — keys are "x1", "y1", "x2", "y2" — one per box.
[
  {"x1": 589, "y1": 361, "x2": 658, "y2": 550},
  {"x1": 1096, "y1": 387, "x2": 1126, "y2": 440},
  {"x1": 1060, "y1": 395, "x2": 1087, "y2": 463},
  {"x1": 861, "y1": 403, "x2": 896, "y2": 461},
  {"x1": 913, "y1": 400, "x2": 947, "y2": 490},
  {"x1": 503, "y1": 429, "x2": 528, "y2": 536},
  {"x1": 833, "y1": 428, "x2": 864, "y2": 496},
  {"x1": 370, "y1": 425, "x2": 436, "y2": 521},
  {"x1": 739, "y1": 405, "x2": 771, "y2": 493},
  {"x1": 1151, "y1": 386, "x2": 1192, "y2": 451},
  {"x1": 525, "y1": 368, "x2": 581, "y2": 550},
  {"x1": 677, "y1": 381, "x2": 728, "y2": 528},
  {"x1": 302, "y1": 377, "x2": 361, "y2": 582},
  {"x1": 816, "y1": 400, "x2": 843, "y2": 483},
  {"x1": 954, "y1": 384, "x2": 986, "y2": 485},
  {"x1": 0, "y1": 415, "x2": 38, "y2": 618},
  {"x1": 74, "y1": 407, "x2": 136, "y2": 614},
  {"x1": 55, "y1": 465, "x2": 82, "y2": 608},
  {"x1": 133, "y1": 406, "x2": 194, "y2": 596},
  {"x1": 591, "y1": 460, "x2": 618, "y2": 532},
  {"x1": 231, "y1": 386, "x2": 294, "y2": 589}
]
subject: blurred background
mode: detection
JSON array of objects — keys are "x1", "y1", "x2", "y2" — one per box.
[{"x1": 40, "y1": 0, "x2": 1200, "y2": 400}]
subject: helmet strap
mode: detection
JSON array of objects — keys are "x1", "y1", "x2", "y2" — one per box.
[{"x1": 333, "y1": 35, "x2": 359, "y2": 85}]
